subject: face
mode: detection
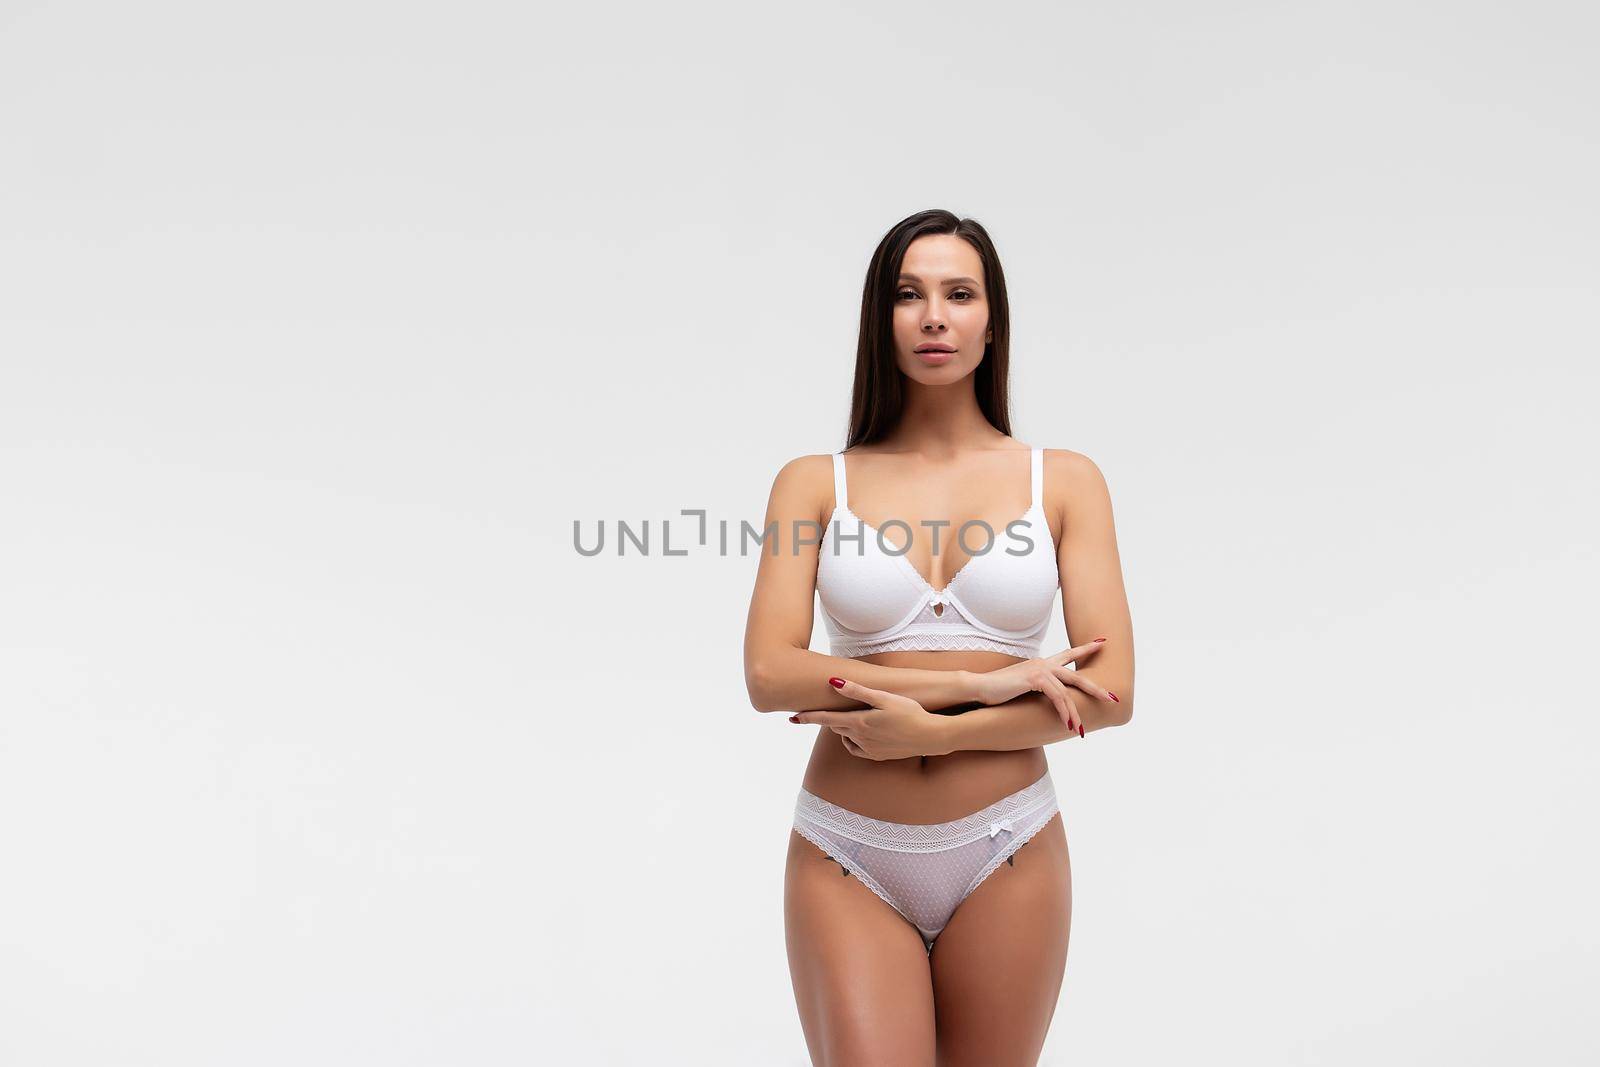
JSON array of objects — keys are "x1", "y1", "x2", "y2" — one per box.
[{"x1": 891, "y1": 234, "x2": 992, "y2": 383}]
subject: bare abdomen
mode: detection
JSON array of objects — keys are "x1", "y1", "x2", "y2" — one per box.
[{"x1": 797, "y1": 649, "x2": 1050, "y2": 823}]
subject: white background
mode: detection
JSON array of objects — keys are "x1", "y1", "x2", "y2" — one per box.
[{"x1": 2, "y1": 2, "x2": 1596, "y2": 1064}]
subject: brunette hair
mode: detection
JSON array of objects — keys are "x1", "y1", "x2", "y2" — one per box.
[{"x1": 844, "y1": 209, "x2": 1013, "y2": 448}]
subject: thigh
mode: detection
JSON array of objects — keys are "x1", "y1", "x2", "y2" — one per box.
[
  {"x1": 785, "y1": 828, "x2": 937, "y2": 1067},
  {"x1": 928, "y1": 812, "x2": 1072, "y2": 1067}
]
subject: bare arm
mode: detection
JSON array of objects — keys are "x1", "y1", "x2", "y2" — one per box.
[
  {"x1": 742, "y1": 454, "x2": 984, "y2": 714},
  {"x1": 926, "y1": 671, "x2": 1126, "y2": 753},
  {"x1": 931, "y1": 449, "x2": 1135, "y2": 749}
]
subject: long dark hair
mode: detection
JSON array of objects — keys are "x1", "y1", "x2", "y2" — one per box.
[{"x1": 845, "y1": 208, "x2": 1013, "y2": 449}]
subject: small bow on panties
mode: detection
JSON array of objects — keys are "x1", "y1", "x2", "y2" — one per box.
[{"x1": 987, "y1": 817, "x2": 1015, "y2": 838}]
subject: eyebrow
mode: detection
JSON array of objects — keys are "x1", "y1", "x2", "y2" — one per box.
[{"x1": 898, "y1": 274, "x2": 981, "y2": 287}]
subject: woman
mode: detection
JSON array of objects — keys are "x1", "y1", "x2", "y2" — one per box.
[{"x1": 743, "y1": 208, "x2": 1135, "y2": 1066}]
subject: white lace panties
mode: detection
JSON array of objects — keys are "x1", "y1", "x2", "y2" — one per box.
[{"x1": 791, "y1": 770, "x2": 1060, "y2": 951}]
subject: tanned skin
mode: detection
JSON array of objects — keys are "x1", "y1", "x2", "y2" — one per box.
[{"x1": 744, "y1": 234, "x2": 1135, "y2": 1066}]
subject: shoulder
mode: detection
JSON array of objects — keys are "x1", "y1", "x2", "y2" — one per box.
[
  {"x1": 769, "y1": 452, "x2": 835, "y2": 488},
  {"x1": 1041, "y1": 447, "x2": 1106, "y2": 484},
  {"x1": 765, "y1": 453, "x2": 838, "y2": 520},
  {"x1": 1041, "y1": 448, "x2": 1113, "y2": 516}
]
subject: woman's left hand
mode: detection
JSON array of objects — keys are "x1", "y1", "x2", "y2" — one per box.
[{"x1": 789, "y1": 678, "x2": 948, "y2": 760}]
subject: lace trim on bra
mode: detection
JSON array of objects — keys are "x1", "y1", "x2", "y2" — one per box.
[
  {"x1": 826, "y1": 598, "x2": 1047, "y2": 658},
  {"x1": 830, "y1": 633, "x2": 1041, "y2": 657}
]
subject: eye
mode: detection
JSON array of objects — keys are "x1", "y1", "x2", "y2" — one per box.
[
  {"x1": 895, "y1": 289, "x2": 918, "y2": 301},
  {"x1": 950, "y1": 289, "x2": 974, "y2": 301}
]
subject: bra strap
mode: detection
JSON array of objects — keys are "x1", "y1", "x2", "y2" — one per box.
[
  {"x1": 1030, "y1": 447, "x2": 1043, "y2": 509},
  {"x1": 832, "y1": 452, "x2": 849, "y2": 511}
]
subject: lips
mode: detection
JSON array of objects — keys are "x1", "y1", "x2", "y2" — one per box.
[{"x1": 914, "y1": 344, "x2": 957, "y2": 353}]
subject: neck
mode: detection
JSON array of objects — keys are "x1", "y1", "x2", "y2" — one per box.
[{"x1": 875, "y1": 385, "x2": 1009, "y2": 458}]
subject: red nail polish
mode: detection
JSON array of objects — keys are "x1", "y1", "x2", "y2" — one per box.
[
  {"x1": 1078, "y1": 724, "x2": 1085, "y2": 738},
  {"x1": 828, "y1": 677, "x2": 844, "y2": 688},
  {"x1": 1108, "y1": 692, "x2": 1119, "y2": 702},
  {"x1": 789, "y1": 715, "x2": 800, "y2": 723}
]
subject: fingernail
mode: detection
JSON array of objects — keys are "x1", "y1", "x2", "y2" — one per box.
[
  {"x1": 789, "y1": 715, "x2": 800, "y2": 723},
  {"x1": 1108, "y1": 692, "x2": 1119, "y2": 702},
  {"x1": 828, "y1": 677, "x2": 844, "y2": 688},
  {"x1": 1078, "y1": 724, "x2": 1085, "y2": 738}
]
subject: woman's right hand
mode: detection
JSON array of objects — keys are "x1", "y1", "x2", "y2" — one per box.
[{"x1": 969, "y1": 639, "x2": 1119, "y2": 732}]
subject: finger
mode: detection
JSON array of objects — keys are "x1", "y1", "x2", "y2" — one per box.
[
  {"x1": 1051, "y1": 666, "x2": 1117, "y2": 704},
  {"x1": 829, "y1": 676, "x2": 892, "y2": 707},
  {"x1": 792, "y1": 709, "x2": 863, "y2": 728},
  {"x1": 1041, "y1": 674, "x2": 1076, "y2": 730},
  {"x1": 1055, "y1": 684, "x2": 1082, "y2": 735},
  {"x1": 1054, "y1": 638, "x2": 1107, "y2": 665},
  {"x1": 827, "y1": 724, "x2": 860, "y2": 739},
  {"x1": 840, "y1": 735, "x2": 867, "y2": 757},
  {"x1": 1044, "y1": 675, "x2": 1082, "y2": 734}
]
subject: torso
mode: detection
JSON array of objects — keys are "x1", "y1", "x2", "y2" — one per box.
[{"x1": 800, "y1": 444, "x2": 1062, "y2": 823}]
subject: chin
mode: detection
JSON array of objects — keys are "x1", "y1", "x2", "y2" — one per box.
[{"x1": 898, "y1": 355, "x2": 974, "y2": 382}]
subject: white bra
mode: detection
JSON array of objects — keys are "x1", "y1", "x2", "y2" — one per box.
[{"x1": 816, "y1": 447, "x2": 1059, "y2": 659}]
